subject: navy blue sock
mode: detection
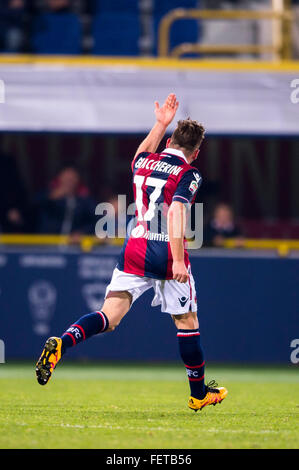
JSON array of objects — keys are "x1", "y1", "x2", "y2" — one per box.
[
  {"x1": 177, "y1": 329, "x2": 206, "y2": 400},
  {"x1": 61, "y1": 311, "x2": 109, "y2": 354}
]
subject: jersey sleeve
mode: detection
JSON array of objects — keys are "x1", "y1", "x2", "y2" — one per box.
[
  {"x1": 172, "y1": 169, "x2": 202, "y2": 207},
  {"x1": 131, "y1": 152, "x2": 150, "y2": 172}
]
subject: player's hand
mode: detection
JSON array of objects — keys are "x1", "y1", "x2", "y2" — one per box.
[
  {"x1": 172, "y1": 260, "x2": 189, "y2": 283},
  {"x1": 154, "y1": 93, "x2": 179, "y2": 127}
]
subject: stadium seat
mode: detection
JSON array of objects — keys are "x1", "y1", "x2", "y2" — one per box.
[
  {"x1": 153, "y1": 0, "x2": 200, "y2": 56},
  {"x1": 93, "y1": 0, "x2": 139, "y2": 13},
  {"x1": 31, "y1": 13, "x2": 82, "y2": 55},
  {"x1": 92, "y1": 13, "x2": 140, "y2": 56},
  {"x1": 153, "y1": 16, "x2": 200, "y2": 56},
  {"x1": 154, "y1": 0, "x2": 198, "y2": 14}
]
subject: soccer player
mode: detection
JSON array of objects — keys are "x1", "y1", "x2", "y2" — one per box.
[{"x1": 36, "y1": 94, "x2": 228, "y2": 412}]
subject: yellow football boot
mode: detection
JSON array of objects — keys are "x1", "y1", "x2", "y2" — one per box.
[
  {"x1": 36, "y1": 337, "x2": 62, "y2": 386},
  {"x1": 188, "y1": 380, "x2": 228, "y2": 412}
]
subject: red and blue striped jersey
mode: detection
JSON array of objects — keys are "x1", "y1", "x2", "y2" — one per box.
[{"x1": 117, "y1": 148, "x2": 202, "y2": 280}]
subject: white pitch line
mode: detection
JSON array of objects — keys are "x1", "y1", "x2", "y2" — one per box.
[{"x1": 13, "y1": 422, "x2": 288, "y2": 435}]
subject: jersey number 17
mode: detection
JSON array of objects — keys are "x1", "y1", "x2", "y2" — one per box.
[{"x1": 134, "y1": 175, "x2": 167, "y2": 222}]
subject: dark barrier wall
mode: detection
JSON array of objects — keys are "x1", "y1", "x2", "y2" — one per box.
[
  {"x1": 1, "y1": 133, "x2": 299, "y2": 222},
  {"x1": 0, "y1": 248, "x2": 298, "y2": 364}
]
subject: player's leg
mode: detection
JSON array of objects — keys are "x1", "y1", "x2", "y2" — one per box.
[
  {"x1": 60, "y1": 291, "x2": 132, "y2": 351},
  {"x1": 36, "y1": 268, "x2": 152, "y2": 386},
  {"x1": 172, "y1": 311, "x2": 227, "y2": 411},
  {"x1": 153, "y1": 276, "x2": 207, "y2": 399},
  {"x1": 153, "y1": 271, "x2": 228, "y2": 411},
  {"x1": 36, "y1": 291, "x2": 132, "y2": 385},
  {"x1": 172, "y1": 311, "x2": 206, "y2": 400}
]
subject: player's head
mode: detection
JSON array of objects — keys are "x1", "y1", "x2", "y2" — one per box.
[{"x1": 167, "y1": 118, "x2": 205, "y2": 162}]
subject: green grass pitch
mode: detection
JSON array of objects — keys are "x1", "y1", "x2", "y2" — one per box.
[{"x1": 0, "y1": 362, "x2": 298, "y2": 449}]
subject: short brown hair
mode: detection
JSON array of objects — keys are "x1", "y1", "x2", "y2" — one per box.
[{"x1": 170, "y1": 118, "x2": 205, "y2": 153}]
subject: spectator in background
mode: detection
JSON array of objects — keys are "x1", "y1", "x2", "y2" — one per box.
[
  {"x1": 204, "y1": 202, "x2": 244, "y2": 248},
  {"x1": 46, "y1": 0, "x2": 71, "y2": 13},
  {"x1": 30, "y1": 0, "x2": 81, "y2": 55},
  {"x1": 0, "y1": 153, "x2": 29, "y2": 233},
  {"x1": 0, "y1": 0, "x2": 26, "y2": 52},
  {"x1": 34, "y1": 167, "x2": 96, "y2": 240}
]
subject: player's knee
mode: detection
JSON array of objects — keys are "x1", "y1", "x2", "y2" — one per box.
[
  {"x1": 105, "y1": 317, "x2": 122, "y2": 332},
  {"x1": 106, "y1": 323, "x2": 118, "y2": 332},
  {"x1": 183, "y1": 318, "x2": 198, "y2": 330},
  {"x1": 101, "y1": 292, "x2": 131, "y2": 333},
  {"x1": 172, "y1": 312, "x2": 199, "y2": 330}
]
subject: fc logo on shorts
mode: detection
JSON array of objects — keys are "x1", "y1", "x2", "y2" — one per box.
[{"x1": 179, "y1": 296, "x2": 189, "y2": 307}]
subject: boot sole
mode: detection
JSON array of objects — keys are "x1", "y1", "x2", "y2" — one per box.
[{"x1": 36, "y1": 337, "x2": 59, "y2": 386}]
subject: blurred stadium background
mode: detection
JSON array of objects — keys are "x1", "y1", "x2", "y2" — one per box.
[{"x1": 0, "y1": 0, "x2": 298, "y2": 370}]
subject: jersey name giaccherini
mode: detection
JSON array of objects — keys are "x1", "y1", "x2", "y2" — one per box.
[{"x1": 134, "y1": 156, "x2": 183, "y2": 176}]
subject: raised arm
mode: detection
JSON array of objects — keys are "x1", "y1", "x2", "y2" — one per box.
[
  {"x1": 133, "y1": 93, "x2": 179, "y2": 162},
  {"x1": 167, "y1": 200, "x2": 189, "y2": 283}
]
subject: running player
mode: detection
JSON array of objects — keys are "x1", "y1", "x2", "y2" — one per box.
[{"x1": 36, "y1": 94, "x2": 227, "y2": 412}]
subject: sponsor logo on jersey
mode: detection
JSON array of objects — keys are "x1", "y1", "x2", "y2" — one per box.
[
  {"x1": 135, "y1": 157, "x2": 183, "y2": 176},
  {"x1": 131, "y1": 225, "x2": 169, "y2": 242},
  {"x1": 189, "y1": 180, "x2": 198, "y2": 195},
  {"x1": 143, "y1": 230, "x2": 169, "y2": 242},
  {"x1": 131, "y1": 225, "x2": 146, "y2": 238}
]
